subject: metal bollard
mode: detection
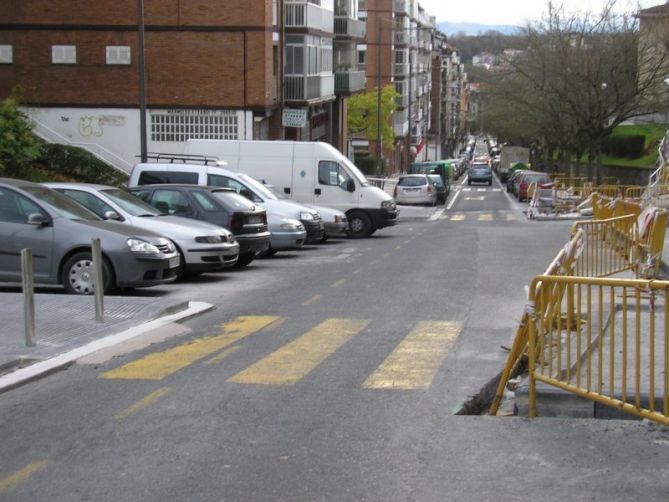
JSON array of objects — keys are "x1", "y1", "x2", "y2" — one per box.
[
  {"x1": 21, "y1": 248, "x2": 36, "y2": 347},
  {"x1": 91, "y1": 238, "x2": 105, "y2": 323}
]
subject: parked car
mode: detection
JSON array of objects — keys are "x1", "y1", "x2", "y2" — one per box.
[
  {"x1": 506, "y1": 169, "x2": 527, "y2": 195},
  {"x1": 0, "y1": 178, "x2": 178, "y2": 294},
  {"x1": 516, "y1": 172, "x2": 552, "y2": 202},
  {"x1": 427, "y1": 174, "x2": 448, "y2": 204},
  {"x1": 46, "y1": 183, "x2": 241, "y2": 274},
  {"x1": 264, "y1": 185, "x2": 348, "y2": 240},
  {"x1": 125, "y1": 184, "x2": 270, "y2": 267},
  {"x1": 468, "y1": 164, "x2": 493, "y2": 186},
  {"x1": 261, "y1": 216, "x2": 307, "y2": 256},
  {"x1": 394, "y1": 174, "x2": 438, "y2": 206}
]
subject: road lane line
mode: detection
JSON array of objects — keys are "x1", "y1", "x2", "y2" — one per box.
[
  {"x1": 330, "y1": 279, "x2": 346, "y2": 288},
  {"x1": 115, "y1": 387, "x2": 172, "y2": 420},
  {"x1": 429, "y1": 208, "x2": 445, "y2": 221},
  {"x1": 100, "y1": 316, "x2": 281, "y2": 380},
  {"x1": 362, "y1": 321, "x2": 463, "y2": 390},
  {"x1": 450, "y1": 214, "x2": 465, "y2": 221},
  {"x1": 478, "y1": 213, "x2": 493, "y2": 221},
  {"x1": 446, "y1": 189, "x2": 461, "y2": 210},
  {"x1": 0, "y1": 460, "x2": 50, "y2": 495},
  {"x1": 302, "y1": 294, "x2": 321, "y2": 306},
  {"x1": 228, "y1": 318, "x2": 370, "y2": 385}
]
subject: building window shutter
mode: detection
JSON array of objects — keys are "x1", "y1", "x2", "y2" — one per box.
[
  {"x1": 106, "y1": 46, "x2": 131, "y2": 65},
  {"x1": 51, "y1": 45, "x2": 76, "y2": 64}
]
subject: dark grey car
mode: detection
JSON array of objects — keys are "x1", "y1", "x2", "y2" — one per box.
[{"x1": 0, "y1": 178, "x2": 179, "y2": 294}]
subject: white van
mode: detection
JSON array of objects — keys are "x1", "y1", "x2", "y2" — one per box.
[
  {"x1": 184, "y1": 140, "x2": 398, "y2": 238},
  {"x1": 127, "y1": 158, "x2": 326, "y2": 245}
]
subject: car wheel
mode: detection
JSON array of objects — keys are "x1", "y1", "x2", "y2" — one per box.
[
  {"x1": 347, "y1": 211, "x2": 372, "y2": 238},
  {"x1": 62, "y1": 252, "x2": 114, "y2": 295},
  {"x1": 235, "y1": 252, "x2": 256, "y2": 267}
]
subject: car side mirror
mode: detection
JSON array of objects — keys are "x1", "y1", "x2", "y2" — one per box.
[
  {"x1": 27, "y1": 213, "x2": 47, "y2": 227},
  {"x1": 346, "y1": 179, "x2": 355, "y2": 192},
  {"x1": 103, "y1": 210, "x2": 122, "y2": 221}
]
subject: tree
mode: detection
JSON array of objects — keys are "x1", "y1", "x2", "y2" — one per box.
[
  {"x1": 481, "y1": 1, "x2": 669, "y2": 180},
  {"x1": 347, "y1": 84, "x2": 398, "y2": 169},
  {"x1": 0, "y1": 93, "x2": 40, "y2": 178}
]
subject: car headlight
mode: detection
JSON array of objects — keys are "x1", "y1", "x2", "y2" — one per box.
[
  {"x1": 127, "y1": 238, "x2": 160, "y2": 255},
  {"x1": 299, "y1": 211, "x2": 314, "y2": 221},
  {"x1": 280, "y1": 222, "x2": 303, "y2": 231},
  {"x1": 195, "y1": 235, "x2": 223, "y2": 244},
  {"x1": 381, "y1": 200, "x2": 395, "y2": 209}
]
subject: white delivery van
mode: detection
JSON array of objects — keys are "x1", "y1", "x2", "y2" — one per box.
[{"x1": 184, "y1": 140, "x2": 398, "y2": 238}]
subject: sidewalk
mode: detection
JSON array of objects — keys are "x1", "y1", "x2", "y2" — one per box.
[{"x1": 0, "y1": 291, "x2": 213, "y2": 392}]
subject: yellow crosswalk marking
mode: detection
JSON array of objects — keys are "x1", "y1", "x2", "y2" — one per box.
[
  {"x1": 115, "y1": 387, "x2": 172, "y2": 419},
  {"x1": 478, "y1": 213, "x2": 493, "y2": 221},
  {"x1": 228, "y1": 318, "x2": 369, "y2": 385},
  {"x1": 362, "y1": 321, "x2": 463, "y2": 390},
  {"x1": 450, "y1": 214, "x2": 465, "y2": 221},
  {"x1": 100, "y1": 316, "x2": 280, "y2": 380},
  {"x1": 0, "y1": 460, "x2": 49, "y2": 495},
  {"x1": 506, "y1": 213, "x2": 517, "y2": 221}
]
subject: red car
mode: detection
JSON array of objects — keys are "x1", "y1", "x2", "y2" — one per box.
[{"x1": 516, "y1": 172, "x2": 552, "y2": 202}]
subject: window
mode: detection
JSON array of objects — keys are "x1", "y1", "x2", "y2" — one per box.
[
  {"x1": 106, "y1": 46, "x2": 131, "y2": 65},
  {"x1": 151, "y1": 190, "x2": 193, "y2": 216},
  {"x1": 60, "y1": 190, "x2": 114, "y2": 219},
  {"x1": 51, "y1": 45, "x2": 76, "y2": 64},
  {"x1": 0, "y1": 45, "x2": 13, "y2": 64},
  {"x1": 207, "y1": 175, "x2": 263, "y2": 203},
  {"x1": 318, "y1": 161, "x2": 351, "y2": 189},
  {"x1": 0, "y1": 188, "x2": 41, "y2": 224},
  {"x1": 150, "y1": 112, "x2": 239, "y2": 142},
  {"x1": 137, "y1": 170, "x2": 199, "y2": 185},
  {"x1": 192, "y1": 191, "x2": 223, "y2": 213}
]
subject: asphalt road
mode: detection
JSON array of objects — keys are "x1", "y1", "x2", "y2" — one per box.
[{"x1": 2, "y1": 175, "x2": 668, "y2": 501}]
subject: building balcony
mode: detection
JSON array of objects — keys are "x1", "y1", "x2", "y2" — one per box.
[
  {"x1": 394, "y1": 63, "x2": 409, "y2": 77},
  {"x1": 395, "y1": 0, "x2": 408, "y2": 16},
  {"x1": 335, "y1": 70, "x2": 366, "y2": 95},
  {"x1": 393, "y1": 108, "x2": 409, "y2": 137},
  {"x1": 285, "y1": 74, "x2": 335, "y2": 102},
  {"x1": 285, "y1": 1, "x2": 334, "y2": 34},
  {"x1": 334, "y1": 16, "x2": 366, "y2": 40},
  {"x1": 395, "y1": 94, "x2": 409, "y2": 108},
  {"x1": 394, "y1": 31, "x2": 409, "y2": 46}
]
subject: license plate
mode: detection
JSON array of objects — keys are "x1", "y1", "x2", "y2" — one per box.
[
  {"x1": 247, "y1": 215, "x2": 263, "y2": 224},
  {"x1": 169, "y1": 256, "x2": 180, "y2": 268}
]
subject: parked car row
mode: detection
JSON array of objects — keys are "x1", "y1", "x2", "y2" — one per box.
[
  {"x1": 506, "y1": 170, "x2": 552, "y2": 202},
  {"x1": 0, "y1": 173, "x2": 352, "y2": 295}
]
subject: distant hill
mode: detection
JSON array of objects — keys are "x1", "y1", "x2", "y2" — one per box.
[{"x1": 437, "y1": 22, "x2": 522, "y2": 37}]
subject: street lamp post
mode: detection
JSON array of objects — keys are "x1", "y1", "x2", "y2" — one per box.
[
  {"x1": 376, "y1": 20, "x2": 383, "y2": 177},
  {"x1": 138, "y1": 0, "x2": 147, "y2": 163}
]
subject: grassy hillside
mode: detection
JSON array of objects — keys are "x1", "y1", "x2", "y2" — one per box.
[{"x1": 601, "y1": 123, "x2": 666, "y2": 169}]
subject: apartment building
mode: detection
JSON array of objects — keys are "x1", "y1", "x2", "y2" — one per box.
[
  {"x1": 358, "y1": 0, "x2": 437, "y2": 173},
  {"x1": 0, "y1": 0, "x2": 364, "y2": 171}
]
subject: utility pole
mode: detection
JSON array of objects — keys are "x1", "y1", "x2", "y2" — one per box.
[
  {"x1": 376, "y1": 19, "x2": 383, "y2": 177},
  {"x1": 138, "y1": 0, "x2": 147, "y2": 162}
]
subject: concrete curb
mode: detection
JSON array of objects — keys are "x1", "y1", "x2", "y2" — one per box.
[{"x1": 0, "y1": 301, "x2": 214, "y2": 394}]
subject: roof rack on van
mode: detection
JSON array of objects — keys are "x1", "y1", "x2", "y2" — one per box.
[{"x1": 141, "y1": 152, "x2": 221, "y2": 165}]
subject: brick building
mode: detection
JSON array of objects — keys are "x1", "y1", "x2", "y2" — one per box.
[{"x1": 0, "y1": 0, "x2": 363, "y2": 172}]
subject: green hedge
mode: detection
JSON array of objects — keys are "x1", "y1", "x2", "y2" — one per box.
[
  {"x1": 354, "y1": 154, "x2": 386, "y2": 176},
  {"x1": 602, "y1": 135, "x2": 645, "y2": 159},
  {"x1": 38, "y1": 143, "x2": 128, "y2": 185}
]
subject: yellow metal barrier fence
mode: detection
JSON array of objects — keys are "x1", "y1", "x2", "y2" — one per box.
[
  {"x1": 571, "y1": 215, "x2": 637, "y2": 277},
  {"x1": 528, "y1": 275, "x2": 669, "y2": 426}
]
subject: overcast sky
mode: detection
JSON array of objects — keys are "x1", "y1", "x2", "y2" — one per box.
[{"x1": 417, "y1": 0, "x2": 662, "y2": 26}]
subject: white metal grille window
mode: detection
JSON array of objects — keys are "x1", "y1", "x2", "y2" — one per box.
[
  {"x1": 106, "y1": 46, "x2": 131, "y2": 65},
  {"x1": 0, "y1": 45, "x2": 13, "y2": 64},
  {"x1": 51, "y1": 45, "x2": 76, "y2": 64},
  {"x1": 150, "y1": 112, "x2": 239, "y2": 142}
]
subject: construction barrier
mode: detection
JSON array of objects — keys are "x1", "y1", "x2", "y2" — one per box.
[{"x1": 527, "y1": 275, "x2": 669, "y2": 426}]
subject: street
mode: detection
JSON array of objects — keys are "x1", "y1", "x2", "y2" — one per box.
[{"x1": 2, "y1": 175, "x2": 669, "y2": 501}]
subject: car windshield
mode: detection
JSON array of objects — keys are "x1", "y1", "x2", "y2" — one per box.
[
  {"x1": 236, "y1": 173, "x2": 274, "y2": 201},
  {"x1": 210, "y1": 190, "x2": 259, "y2": 211},
  {"x1": 102, "y1": 188, "x2": 162, "y2": 217},
  {"x1": 24, "y1": 186, "x2": 101, "y2": 221},
  {"x1": 341, "y1": 156, "x2": 369, "y2": 186},
  {"x1": 264, "y1": 185, "x2": 290, "y2": 200},
  {"x1": 399, "y1": 176, "x2": 427, "y2": 187}
]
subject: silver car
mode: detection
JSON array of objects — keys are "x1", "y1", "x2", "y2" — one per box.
[
  {"x1": 0, "y1": 178, "x2": 178, "y2": 294},
  {"x1": 261, "y1": 216, "x2": 306, "y2": 256},
  {"x1": 394, "y1": 174, "x2": 438, "y2": 206},
  {"x1": 45, "y1": 183, "x2": 240, "y2": 276}
]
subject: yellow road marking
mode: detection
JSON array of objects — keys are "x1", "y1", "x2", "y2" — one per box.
[
  {"x1": 115, "y1": 387, "x2": 172, "y2": 420},
  {"x1": 229, "y1": 318, "x2": 370, "y2": 385},
  {"x1": 100, "y1": 316, "x2": 280, "y2": 380},
  {"x1": 362, "y1": 321, "x2": 463, "y2": 390},
  {"x1": 0, "y1": 460, "x2": 49, "y2": 495},
  {"x1": 478, "y1": 213, "x2": 493, "y2": 221},
  {"x1": 506, "y1": 213, "x2": 516, "y2": 221},
  {"x1": 450, "y1": 214, "x2": 465, "y2": 221},
  {"x1": 330, "y1": 279, "x2": 346, "y2": 288},
  {"x1": 205, "y1": 345, "x2": 242, "y2": 365},
  {"x1": 302, "y1": 294, "x2": 321, "y2": 306}
]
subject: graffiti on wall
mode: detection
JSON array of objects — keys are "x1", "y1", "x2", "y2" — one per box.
[{"x1": 77, "y1": 115, "x2": 126, "y2": 138}]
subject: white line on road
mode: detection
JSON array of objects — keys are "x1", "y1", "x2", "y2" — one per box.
[
  {"x1": 429, "y1": 208, "x2": 445, "y2": 221},
  {"x1": 446, "y1": 188, "x2": 461, "y2": 210}
]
